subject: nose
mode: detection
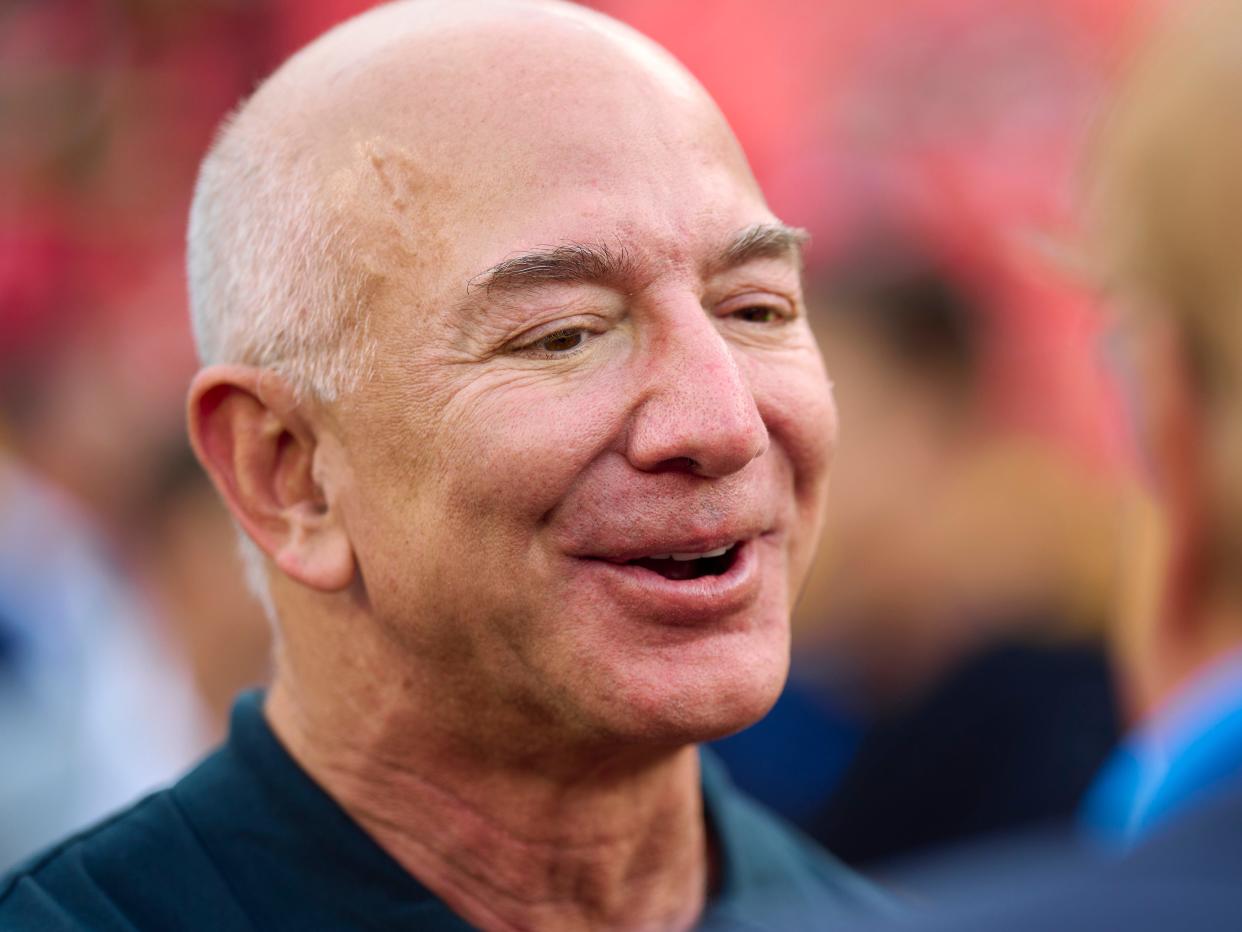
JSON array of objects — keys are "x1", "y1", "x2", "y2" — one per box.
[{"x1": 624, "y1": 311, "x2": 769, "y2": 478}]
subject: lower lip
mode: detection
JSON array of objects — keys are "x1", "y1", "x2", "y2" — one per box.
[{"x1": 575, "y1": 537, "x2": 766, "y2": 625}]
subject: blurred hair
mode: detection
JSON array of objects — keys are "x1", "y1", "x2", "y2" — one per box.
[
  {"x1": 816, "y1": 249, "x2": 983, "y2": 399},
  {"x1": 1091, "y1": 0, "x2": 1242, "y2": 579}
]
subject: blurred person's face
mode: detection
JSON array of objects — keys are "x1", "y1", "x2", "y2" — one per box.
[{"x1": 317, "y1": 22, "x2": 837, "y2": 747}]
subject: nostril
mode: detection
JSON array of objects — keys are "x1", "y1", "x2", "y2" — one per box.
[{"x1": 646, "y1": 456, "x2": 700, "y2": 474}]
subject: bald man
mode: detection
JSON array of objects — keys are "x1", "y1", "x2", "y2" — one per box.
[{"x1": 0, "y1": 2, "x2": 887, "y2": 929}]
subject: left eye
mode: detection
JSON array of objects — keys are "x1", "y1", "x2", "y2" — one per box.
[
  {"x1": 733, "y1": 305, "x2": 780, "y2": 324},
  {"x1": 534, "y1": 329, "x2": 586, "y2": 353}
]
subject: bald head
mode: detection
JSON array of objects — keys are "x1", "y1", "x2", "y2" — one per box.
[{"x1": 187, "y1": 0, "x2": 755, "y2": 400}]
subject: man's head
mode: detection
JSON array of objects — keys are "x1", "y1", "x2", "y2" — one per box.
[
  {"x1": 1092, "y1": 0, "x2": 1242, "y2": 708},
  {"x1": 187, "y1": 0, "x2": 836, "y2": 754}
]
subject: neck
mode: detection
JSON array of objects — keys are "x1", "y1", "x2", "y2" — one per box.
[
  {"x1": 1133, "y1": 575, "x2": 1242, "y2": 722},
  {"x1": 264, "y1": 672, "x2": 712, "y2": 932}
]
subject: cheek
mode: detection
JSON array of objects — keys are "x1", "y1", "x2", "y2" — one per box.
[
  {"x1": 749, "y1": 349, "x2": 837, "y2": 584},
  {"x1": 430, "y1": 367, "x2": 633, "y2": 531},
  {"x1": 752, "y1": 347, "x2": 838, "y2": 496}
]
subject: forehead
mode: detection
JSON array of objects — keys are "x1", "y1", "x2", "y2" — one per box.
[
  {"x1": 298, "y1": 16, "x2": 763, "y2": 290},
  {"x1": 471, "y1": 223, "x2": 806, "y2": 301},
  {"x1": 352, "y1": 151, "x2": 774, "y2": 335},
  {"x1": 342, "y1": 153, "x2": 778, "y2": 372}
]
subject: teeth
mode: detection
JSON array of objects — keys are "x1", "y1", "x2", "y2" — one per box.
[{"x1": 661, "y1": 545, "x2": 732, "y2": 562}]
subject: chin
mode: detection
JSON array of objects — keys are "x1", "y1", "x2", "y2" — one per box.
[{"x1": 592, "y1": 623, "x2": 792, "y2": 747}]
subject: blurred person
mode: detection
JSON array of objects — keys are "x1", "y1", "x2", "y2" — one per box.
[
  {"x1": 851, "y1": 0, "x2": 1242, "y2": 927},
  {"x1": 0, "y1": 449, "x2": 208, "y2": 872},
  {"x1": 0, "y1": 1, "x2": 890, "y2": 929},
  {"x1": 802, "y1": 249, "x2": 1122, "y2": 868},
  {"x1": 0, "y1": 285, "x2": 210, "y2": 874},
  {"x1": 802, "y1": 248, "x2": 1122, "y2": 704}
]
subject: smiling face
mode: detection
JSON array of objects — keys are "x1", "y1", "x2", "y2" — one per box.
[{"x1": 303, "y1": 6, "x2": 837, "y2": 751}]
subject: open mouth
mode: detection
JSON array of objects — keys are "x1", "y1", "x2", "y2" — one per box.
[{"x1": 625, "y1": 543, "x2": 741, "y2": 581}]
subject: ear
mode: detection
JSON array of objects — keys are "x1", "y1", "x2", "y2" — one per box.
[
  {"x1": 187, "y1": 366, "x2": 355, "y2": 593},
  {"x1": 1130, "y1": 316, "x2": 1210, "y2": 627}
]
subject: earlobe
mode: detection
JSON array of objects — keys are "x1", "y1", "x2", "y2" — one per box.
[{"x1": 187, "y1": 366, "x2": 356, "y2": 594}]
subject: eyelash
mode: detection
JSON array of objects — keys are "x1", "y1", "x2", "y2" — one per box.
[{"x1": 514, "y1": 298, "x2": 793, "y2": 359}]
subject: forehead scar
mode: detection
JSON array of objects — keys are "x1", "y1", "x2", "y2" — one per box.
[{"x1": 355, "y1": 138, "x2": 455, "y2": 275}]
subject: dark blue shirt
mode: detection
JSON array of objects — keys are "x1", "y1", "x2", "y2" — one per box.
[{"x1": 0, "y1": 692, "x2": 888, "y2": 930}]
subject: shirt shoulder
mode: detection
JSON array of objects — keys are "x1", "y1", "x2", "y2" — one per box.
[
  {"x1": 0, "y1": 786, "x2": 254, "y2": 932},
  {"x1": 699, "y1": 749, "x2": 897, "y2": 926},
  {"x1": 721, "y1": 775, "x2": 894, "y2": 906}
]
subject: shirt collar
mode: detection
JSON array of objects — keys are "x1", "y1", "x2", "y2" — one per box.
[{"x1": 1081, "y1": 645, "x2": 1242, "y2": 847}]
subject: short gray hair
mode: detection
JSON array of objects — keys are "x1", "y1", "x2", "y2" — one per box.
[{"x1": 187, "y1": 105, "x2": 377, "y2": 402}]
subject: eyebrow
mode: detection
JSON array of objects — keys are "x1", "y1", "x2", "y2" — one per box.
[
  {"x1": 469, "y1": 222, "x2": 808, "y2": 297},
  {"x1": 471, "y1": 242, "x2": 638, "y2": 295},
  {"x1": 716, "y1": 222, "x2": 809, "y2": 272}
]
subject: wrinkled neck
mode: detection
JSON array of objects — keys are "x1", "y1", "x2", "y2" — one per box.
[{"x1": 264, "y1": 674, "x2": 712, "y2": 932}]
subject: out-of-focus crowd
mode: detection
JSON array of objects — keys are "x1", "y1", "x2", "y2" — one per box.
[{"x1": 0, "y1": 0, "x2": 1168, "y2": 876}]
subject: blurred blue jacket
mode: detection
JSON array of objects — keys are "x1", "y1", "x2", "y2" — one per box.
[{"x1": 856, "y1": 648, "x2": 1242, "y2": 932}]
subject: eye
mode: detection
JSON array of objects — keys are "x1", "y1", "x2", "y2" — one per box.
[
  {"x1": 509, "y1": 315, "x2": 609, "y2": 360},
  {"x1": 725, "y1": 297, "x2": 798, "y2": 326},
  {"x1": 530, "y1": 328, "x2": 587, "y2": 354},
  {"x1": 733, "y1": 305, "x2": 781, "y2": 324}
]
